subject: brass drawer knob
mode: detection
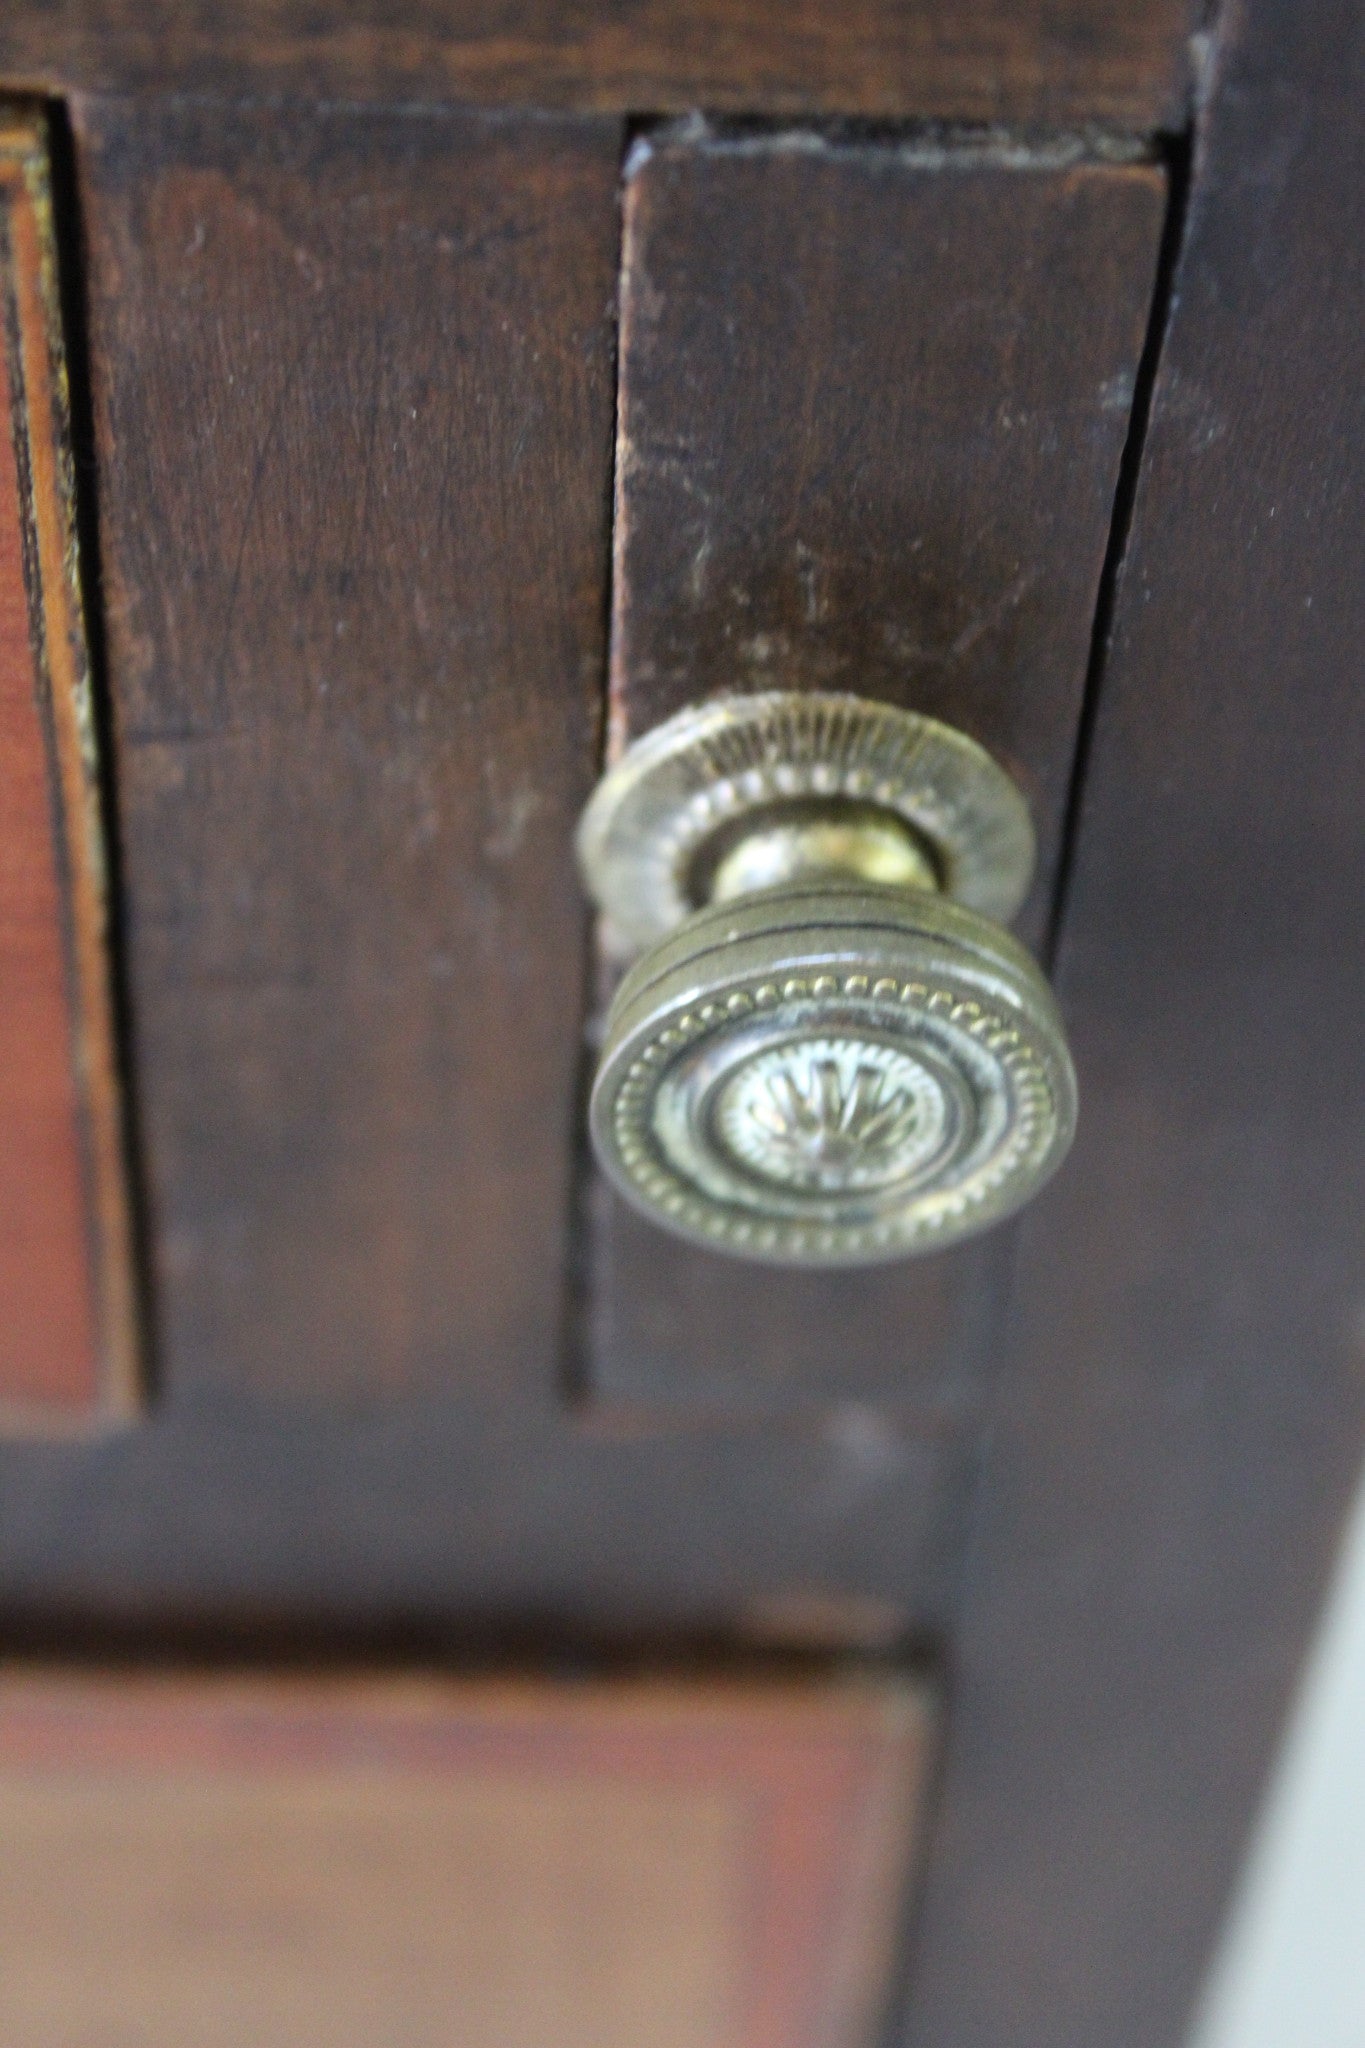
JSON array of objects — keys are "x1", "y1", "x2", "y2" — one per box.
[{"x1": 577, "y1": 693, "x2": 1076, "y2": 1266}]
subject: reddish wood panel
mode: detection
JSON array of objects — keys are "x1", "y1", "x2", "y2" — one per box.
[
  {"x1": 0, "y1": 1666, "x2": 931, "y2": 2048},
  {"x1": 0, "y1": 1, "x2": 1194, "y2": 130},
  {"x1": 588, "y1": 131, "x2": 1166, "y2": 1421},
  {"x1": 900, "y1": 1, "x2": 1365, "y2": 2043},
  {"x1": 74, "y1": 98, "x2": 622, "y2": 1403},
  {"x1": 0, "y1": 115, "x2": 135, "y2": 1425}
]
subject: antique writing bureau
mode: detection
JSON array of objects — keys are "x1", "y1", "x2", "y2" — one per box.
[{"x1": 0, "y1": 2, "x2": 1361, "y2": 2043}]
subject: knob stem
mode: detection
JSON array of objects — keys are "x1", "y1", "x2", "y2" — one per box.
[{"x1": 701, "y1": 799, "x2": 941, "y2": 907}]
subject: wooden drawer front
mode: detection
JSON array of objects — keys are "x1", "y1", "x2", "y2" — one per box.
[
  {"x1": 0, "y1": 114, "x2": 134, "y2": 1426},
  {"x1": 587, "y1": 128, "x2": 1165, "y2": 1421},
  {"x1": 0, "y1": 1666, "x2": 929, "y2": 2048},
  {"x1": 74, "y1": 98, "x2": 622, "y2": 1405}
]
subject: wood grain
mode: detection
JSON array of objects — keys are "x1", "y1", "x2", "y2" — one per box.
[
  {"x1": 0, "y1": 1665, "x2": 930, "y2": 2048},
  {"x1": 0, "y1": 1358, "x2": 961, "y2": 1643},
  {"x1": 898, "y1": 1, "x2": 1365, "y2": 2042},
  {"x1": 0, "y1": 2, "x2": 1195, "y2": 130},
  {"x1": 589, "y1": 130, "x2": 1166, "y2": 1421},
  {"x1": 0, "y1": 113, "x2": 136, "y2": 1425},
  {"x1": 74, "y1": 97, "x2": 621, "y2": 1403}
]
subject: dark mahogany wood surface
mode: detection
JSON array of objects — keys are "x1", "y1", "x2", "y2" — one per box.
[
  {"x1": 589, "y1": 130, "x2": 1165, "y2": 1421},
  {"x1": 899, "y1": 0, "x2": 1365, "y2": 2042},
  {"x1": 74, "y1": 97, "x2": 622, "y2": 1404},
  {"x1": 0, "y1": 94, "x2": 964, "y2": 1645},
  {"x1": 0, "y1": 2, "x2": 1195, "y2": 129},
  {"x1": 0, "y1": 1393, "x2": 961, "y2": 1647},
  {"x1": 0, "y1": 26, "x2": 1357, "y2": 2041}
]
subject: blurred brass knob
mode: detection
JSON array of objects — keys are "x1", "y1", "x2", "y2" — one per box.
[{"x1": 577, "y1": 692, "x2": 1076, "y2": 1266}]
